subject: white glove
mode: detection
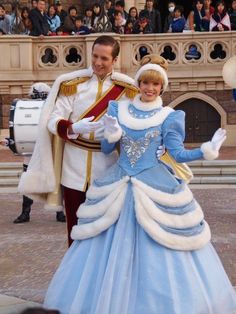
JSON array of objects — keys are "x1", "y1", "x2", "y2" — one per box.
[
  {"x1": 201, "y1": 128, "x2": 226, "y2": 160},
  {"x1": 156, "y1": 145, "x2": 166, "y2": 159},
  {"x1": 72, "y1": 116, "x2": 103, "y2": 134},
  {"x1": 103, "y1": 114, "x2": 120, "y2": 133},
  {"x1": 103, "y1": 114, "x2": 122, "y2": 143},
  {"x1": 210, "y1": 128, "x2": 226, "y2": 151}
]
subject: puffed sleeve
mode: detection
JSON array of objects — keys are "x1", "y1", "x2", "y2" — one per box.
[
  {"x1": 162, "y1": 110, "x2": 203, "y2": 163},
  {"x1": 101, "y1": 101, "x2": 120, "y2": 154}
]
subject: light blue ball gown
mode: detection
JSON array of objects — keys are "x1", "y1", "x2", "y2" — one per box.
[{"x1": 44, "y1": 95, "x2": 236, "y2": 314}]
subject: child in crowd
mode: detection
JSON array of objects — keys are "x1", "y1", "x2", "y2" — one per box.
[
  {"x1": 133, "y1": 16, "x2": 152, "y2": 34},
  {"x1": 74, "y1": 15, "x2": 90, "y2": 35},
  {"x1": 169, "y1": 5, "x2": 186, "y2": 32},
  {"x1": 112, "y1": 10, "x2": 125, "y2": 34}
]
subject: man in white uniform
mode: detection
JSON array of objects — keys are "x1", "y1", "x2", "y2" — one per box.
[{"x1": 19, "y1": 35, "x2": 138, "y2": 245}]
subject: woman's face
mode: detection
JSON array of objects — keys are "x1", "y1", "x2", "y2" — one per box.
[
  {"x1": 22, "y1": 9, "x2": 29, "y2": 18},
  {"x1": 93, "y1": 6, "x2": 100, "y2": 14},
  {"x1": 86, "y1": 9, "x2": 93, "y2": 17},
  {"x1": 196, "y1": 2, "x2": 203, "y2": 10},
  {"x1": 70, "y1": 8, "x2": 77, "y2": 17},
  {"x1": 130, "y1": 9, "x2": 137, "y2": 17},
  {"x1": 139, "y1": 80, "x2": 162, "y2": 102},
  {"x1": 49, "y1": 6, "x2": 56, "y2": 15},
  {"x1": 217, "y1": 3, "x2": 224, "y2": 13}
]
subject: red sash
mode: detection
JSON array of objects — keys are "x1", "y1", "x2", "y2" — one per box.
[
  {"x1": 67, "y1": 83, "x2": 126, "y2": 151},
  {"x1": 79, "y1": 84, "x2": 125, "y2": 121}
]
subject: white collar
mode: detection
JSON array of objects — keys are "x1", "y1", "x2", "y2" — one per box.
[
  {"x1": 132, "y1": 94, "x2": 163, "y2": 111},
  {"x1": 118, "y1": 100, "x2": 174, "y2": 130}
]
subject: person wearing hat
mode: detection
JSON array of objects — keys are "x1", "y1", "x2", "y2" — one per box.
[
  {"x1": 55, "y1": 1, "x2": 67, "y2": 26},
  {"x1": 44, "y1": 54, "x2": 236, "y2": 314}
]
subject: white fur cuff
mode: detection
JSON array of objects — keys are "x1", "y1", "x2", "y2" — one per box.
[
  {"x1": 201, "y1": 141, "x2": 219, "y2": 160},
  {"x1": 104, "y1": 125, "x2": 122, "y2": 143}
]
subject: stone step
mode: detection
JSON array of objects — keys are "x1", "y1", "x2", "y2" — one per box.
[
  {"x1": 0, "y1": 178, "x2": 20, "y2": 186},
  {"x1": 0, "y1": 161, "x2": 235, "y2": 188},
  {"x1": 0, "y1": 170, "x2": 22, "y2": 179},
  {"x1": 191, "y1": 176, "x2": 236, "y2": 184},
  {"x1": 188, "y1": 160, "x2": 236, "y2": 167},
  {"x1": 0, "y1": 162, "x2": 23, "y2": 171},
  {"x1": 191, "y1": 167, "x2": 236, "y2": 176}
]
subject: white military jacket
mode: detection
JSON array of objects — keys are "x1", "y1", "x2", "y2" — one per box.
[{"x1": 47, "y1": 68, "x2": 136, "y2": 191}]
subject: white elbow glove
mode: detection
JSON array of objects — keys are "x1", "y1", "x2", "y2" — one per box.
[
  {"x1": 201, "y1": 128, "x2": 226, "y2": 160},
  {"x1": 103, "y1": 114, "x2": 122, "y2": 143},
  {"x1": 72, "y1": 116, "x2": 103, "y2": 134}
]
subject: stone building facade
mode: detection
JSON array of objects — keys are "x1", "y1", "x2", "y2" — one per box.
[{"x1": 0, "y1": 33, "x2": 235, "y2": 146}]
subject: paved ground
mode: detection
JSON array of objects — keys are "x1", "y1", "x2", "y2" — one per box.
[
  {"x1": 0, "y1": 189, "x2": 235, "y2": 307},
  {"x1": 0, "y1": 128, "x2": 236, "y2": 312}
]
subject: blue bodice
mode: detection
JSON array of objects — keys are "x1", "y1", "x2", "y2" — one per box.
[{"x1": 101, "y1": 99, "x2": 203, "y2": 176}]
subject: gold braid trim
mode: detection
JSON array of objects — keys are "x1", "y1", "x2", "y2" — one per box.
[
  {"x1": 112, "y1": 80, "x2": 139, "y2": 99},
  {"x1": 60, "y1": 77, "x2": 90, "y2": 96}
]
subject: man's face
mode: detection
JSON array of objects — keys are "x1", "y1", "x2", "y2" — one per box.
[
  {"x1": 146, "y1": 0, "x2": 153, "y2": 10},
  {"x1": 37, "y1": 1, "x2": 46, "y2": 12},
  {"x1": 92, "y1": 44, "x2": 117, "y2": 79}
]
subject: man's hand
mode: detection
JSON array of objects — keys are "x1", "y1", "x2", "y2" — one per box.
[{"x1": 71, "y1": 116, "x2": 103, "y2": 134}]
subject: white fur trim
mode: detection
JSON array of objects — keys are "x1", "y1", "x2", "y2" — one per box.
[
  {"x1": 131, "y1": 177, "x2": 193, "y2": 207},
  {"x1": 104, "y1": 124, "x2": 122, "y2": 143},
  {"x1": 134, "y1": 64, "x2": 168, "y2": 91},
  {"x1": 18, "y1": 171, "x2": 54, "y2": 194},
  {"x1": 111, "y1": 71, "x2": 135, "y2": 86},
  {"x1": 201, "y1": 142, "x2": 219, "y2": 160},
  {"x1": 118, "y1": 101, "x2": 174, "y2": 130},
  {"x1": 78, "y1": 181, "x2": 127, "y2": 218},
  {"x1": 132, "y1": 94, "x2": 163, "y2": 111},
  {"x1": 134, "y1": 186, "x2": 203, "y2": 228},
  {"x1": 135, "y1": 198, "x2": 211, "y2": 251},
  {"x1": 71, "y1": 185, "x2": 127, "y2": 240},
  {"x1": 86, "y1": 176, "x2": 130, "y2": 199},
  {"x1": 18, "y1": 67, "x2": 93, "y2": 196}
]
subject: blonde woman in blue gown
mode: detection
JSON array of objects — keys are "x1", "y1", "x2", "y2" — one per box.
[{"x1": 44, "y1": 55, "x2": 236, "y2": 314}]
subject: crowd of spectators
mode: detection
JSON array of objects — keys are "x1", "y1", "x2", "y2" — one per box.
[{"x1": 0, "y1": 0, "x2": 235, "y2": 36}]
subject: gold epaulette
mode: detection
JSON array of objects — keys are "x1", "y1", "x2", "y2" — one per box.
[
  {"x1": 113, "y1": 80, "x2": 139, "y2": 99},
  {"x1": 60, "y1": 77, "x2": 90, "y2": 96}
]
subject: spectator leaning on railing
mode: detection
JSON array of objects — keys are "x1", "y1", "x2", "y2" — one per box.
[
  {"x1": 46, "y1": 5, "x2": 61, "y2": 33},
  {"x1": 210, "y1": 0, "x2": 231, "y2": 31},
  {"x1": 62, "y1": 5, "x2": 77, "y2": 34},
  {"x1": 0, "y1": 4, "x2": 11, "y2": 34},
  {"x1": 169, "y1": 5, "x2": 186, "y2": 33},
  {"x1": 29, "y1": 0, "x2": 51, "y2": 36}
]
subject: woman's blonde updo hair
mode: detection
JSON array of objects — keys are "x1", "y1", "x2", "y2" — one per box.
[{"x1": 135, "y1": 54, "x2": 169, "y2": 92}]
